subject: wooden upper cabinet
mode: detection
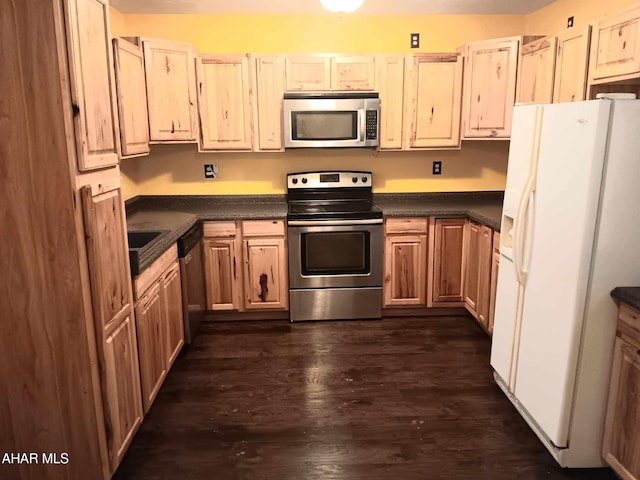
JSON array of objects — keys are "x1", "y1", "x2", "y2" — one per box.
[
  {"x1": 142, "y1": 39, "x2": 197, "y2": 142},
  {"x1": 196, "y1": 54, "x2": 253, "y2": 150},
  {"x1": 80, "y1": 181, "x2": 142, "y2": 471},
  {"x1": 285, "y1": 55, "x2": 331, "y2": 91},
  {"x1": 462, "y1": 37, "x2": 520, "y2": 139},
  {"x1": 254, "y1": 55, "x2": 286, "y2": 151},
  {"x1": 331, "y1": 55, "x2": 376, "y2": 90},
  {"x1": 65, "y1": 0, "x2": 119, "y2": 171},
  {"x1": 112, "y1": 38, "x2": 150, "y2": 158},
  {"x1": 376, "y1": 55, "x2": 405, "y2": 150},
  {"x1": 591, "y1": 5, "x2": 640, "y2": 81},
  {"x1": 404, "y1": 53, "x2": 463, "y2": 149},
  {"x1": 517, "y1": 36, "x2": 557, "y2": 104},
  {"x1": 431, "y1": 218, "x2": 466, "y2": 304},
  {"x1": 554, "y1": 26, "x2": 591, "y2": 103},
  {"x1": 603, "y1": 304, "x2": 640, "y2": 479}
]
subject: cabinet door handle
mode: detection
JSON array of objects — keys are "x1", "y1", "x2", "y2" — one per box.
[{"x1": 233, "y1": 257, "x2": 237, "y2": 279}]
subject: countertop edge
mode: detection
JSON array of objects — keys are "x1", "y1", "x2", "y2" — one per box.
[{"x1": 611, "y1": 287, "x2": 640, "y2": 312}]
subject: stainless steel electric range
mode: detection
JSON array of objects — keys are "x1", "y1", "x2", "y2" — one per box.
[{"x1": 286, "y1": 171, "x2": 383, "y2": 322}]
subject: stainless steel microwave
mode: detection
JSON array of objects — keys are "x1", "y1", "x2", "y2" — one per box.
[{"x1": 283, "y1": 92, "x2": 380, "y2": 149}]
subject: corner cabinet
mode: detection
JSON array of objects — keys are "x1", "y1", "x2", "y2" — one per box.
[
  {"x1": 383, "y1": 218, "x2": 428, "y2": 307},
  {"x1": 81, "y1": 181, "x2": 143, "y2": 472},
  {"x1": 462, "y1": 37, "x2": 520, "y2": 139},
  {"x1": 517, "y1": 36, "x2": 557, "y2": 104},
  {"x1": 112, "y1": 38, "x2": 150, "y2": 158},
  {"x1": 64, "y1": 0, "x2": 119, "y2": 171},
  {"x1": 196, "y1": 54, "x2": 254, "y2": 151},
  {"x1": 554, "y1": 26, "x2": 591, "y2": 103},
  {"x1": 142, "y1": 38, "x2": 198, "y2": 142},
  {"x1": 603, "y1": 303, "x2": 640, "y2": 480},
  {"x1": 404, "y1": 53, "x2": 463, "y2": 149}
]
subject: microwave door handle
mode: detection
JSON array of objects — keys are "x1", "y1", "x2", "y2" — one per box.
[{"x1": 359, "y1": 110, "x2": 365, "y2": 142}]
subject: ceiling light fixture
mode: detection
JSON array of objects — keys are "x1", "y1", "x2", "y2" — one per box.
[{"x1": 320, "y1": 0, "x2": 364, "y2": 13}]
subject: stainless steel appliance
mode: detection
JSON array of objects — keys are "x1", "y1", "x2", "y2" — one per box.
[
  {"x1": 287, "y1": 171, "x2": 383, "y2": 322},
  {"x1": 177, "y1": 223, "x2": 206, "y2": 343},
  {"x1": 283, "y1": 92, "x2": 380, "y2": 149}
]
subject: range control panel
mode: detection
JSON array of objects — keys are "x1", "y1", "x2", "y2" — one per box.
[{"x1": 287, "y1": 171, "x2": 372, "y2": 189}]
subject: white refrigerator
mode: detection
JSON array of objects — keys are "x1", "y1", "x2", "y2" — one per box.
[{"x1": 491, "y1": 98, "x2": 640, "y2": 467}]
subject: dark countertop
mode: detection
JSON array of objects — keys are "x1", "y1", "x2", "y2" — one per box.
[
  {"x1": 611, "y1": 287, "x2": 640, "y2": 311},
  {"x1": 125, "y1": 192, "x2": 503, "y2": 275}
]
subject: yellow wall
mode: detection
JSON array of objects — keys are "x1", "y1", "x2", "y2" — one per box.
[
  {"x1": 525, "y1": 0, "x2": 638, "y2": 34},
  {"x1": 113, "y1": 12, "x2": 528, "y2": 198},
  {"x1": 109, "y1": 6, "x2": 126, "y2": 37}
]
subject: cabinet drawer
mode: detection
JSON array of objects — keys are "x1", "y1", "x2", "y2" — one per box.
[
  {"x1": 133, "y1": 244, "x2": 177, "y2": 300},
  {"x1": 385, "y1": 217, "x2": 428, "y2": 235},
  {"x1": 618, "y1": 303, "x2": 640, "y2": 345},
  {"x1": 242, "y1": 220, "x2": 285, "y2": 237},
  {"x1": 203, "y1": 221, "x2": 237, "y2": 237}
]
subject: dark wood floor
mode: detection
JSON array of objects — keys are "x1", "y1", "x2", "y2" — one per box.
[{"x1": 114, "y1": 316, "x2": 616, "y2": 480}]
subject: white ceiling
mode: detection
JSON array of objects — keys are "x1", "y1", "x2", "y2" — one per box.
[{"x1": 110, "y1": 0, "x2": 557, "y2": 15}]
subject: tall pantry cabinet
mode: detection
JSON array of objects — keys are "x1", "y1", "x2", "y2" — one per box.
[{"x1": 3, "y1": 0, "x2": 142, "y2": 478}]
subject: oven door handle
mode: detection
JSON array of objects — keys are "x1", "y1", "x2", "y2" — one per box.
[{"x1": 287, "y1": 219, "x2": 383, "y2": 226}]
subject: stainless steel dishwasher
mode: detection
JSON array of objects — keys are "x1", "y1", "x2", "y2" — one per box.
[{"x1": 178, "y1": 223, "x2": 206, "y2": 344}]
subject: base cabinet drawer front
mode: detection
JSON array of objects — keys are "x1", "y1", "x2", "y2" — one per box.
[
  {"x1": 243, "y1": 237, "x2": 288, "y2": 310},
  {"x1": 384, "y1": 234, "x2": 427, "y2": 306},
  {"x1": 162, "y1": 260, "x2": 184, "y2": 367},
  {"x1": 591, "y1": 6, "x2": 640, "y2": 81},
  {"x1": 603, "y1": 334, "x2": 640, "y2": 479},
  {"x1": 134, "y1": 283, "x2": 167, "y2": 413},
  {"x1": 432, "y1": 218, "x2": 466, "y2": 304},
  {"x1": 203, "y1": 237, "x2": 241, "y2": 311}
]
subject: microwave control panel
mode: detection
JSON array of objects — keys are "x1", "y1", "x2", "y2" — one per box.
[{"x1": 366, "y1": 110, "x2": 378, "y2": 140}]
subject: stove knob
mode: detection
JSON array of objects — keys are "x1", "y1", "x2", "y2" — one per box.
[
  {"x1": 352, "y1": 176, "x2": 358, "y2": 183},
  {"x1": 362, "y1": 176, "x2": 368, "y2": 183},
  {"x1": 292, "y1": 178, "x2": 298, "y2": 185},
  {"x1": 302, "y1": 178, "x2": 308, "y2": 184}
]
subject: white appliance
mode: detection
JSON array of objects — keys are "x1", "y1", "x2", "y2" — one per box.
[{"x1": 491, "y1": 98, "x2": 640, "y2": 467}]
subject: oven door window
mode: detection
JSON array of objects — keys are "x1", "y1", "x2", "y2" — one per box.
[
  {"x1": 302, "y1": 231, "x2": 369, "y2": 275},
  {"x1": 291, "y1": 111, "x2": 358, "y2": 141}
]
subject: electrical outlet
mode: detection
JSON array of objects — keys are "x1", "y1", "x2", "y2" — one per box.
[
  {"x1": 411, "y1": 33, "x2": 420, "y2": 49},
  {"x1": 204, "y1": 164, "x2": 218, "y2": 179},
  {"x1": 567, "y1": 16, "x2": 574, "y2": 28},
  {"x1": 432, "y1": 161, "x2": 442, "y2": 175}
]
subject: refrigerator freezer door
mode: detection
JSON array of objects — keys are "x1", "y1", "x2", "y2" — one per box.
[
  {"x1": 490, "y1": 253, "x2": 520, "y2": 388},
  {"x1": 513, "y1": 100, "x2": 612, "y2": 448}
]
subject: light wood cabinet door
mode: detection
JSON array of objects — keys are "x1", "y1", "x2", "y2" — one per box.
[
  {"x1": 162, "y1": 260, "x2": 184, "y2": 368},
  {"x1": 488, "y1": 232, "x2": 500, "y2": 335},
  {"x1": 476, "y1": 225, "x2": 493, "y2": 328},
  {"x1": 81, "y1": 183, "x2": 142, "y2": 471},
  {"x1": 331, "y1": 55, "x2": 375, "y2": 90},
  {"x1": 285, "y1": 55, "x2": 331, "y2": 91},
  {"x1": 464, "y1": 221, "x2": 481, "y2": 316},
  {"x1": 405, "y1": 53, "x2": 463, "y2": 148},
  {"x1": 432, "y1": 219, "x2": 466, "y2": 303},
  {"x1": 196, "y1": 54, "x2": 253, "y2": 150},
  {"x1": 376, "y1": 55, "x2": 405, "y2": 150},
  {"x1": 203, "y1": 237, "x2": 241, "y2": 311},
  {"x1": 384, "y1": 235, "x2": 427, "y2": 306},
  {"x1": 603, "y1": 335, "x2": 640, "y2": 479},
  {"x1": 463, "y1": 37, "x2": 519, "y2": 139},
  {"x1": 143, "y1": 39, "x2": 197, "y2": 142},
  {"x1": 591, "y1": 5, "x2": 640, "y2": 81},
  {"x1": 517, "y1": 36, "x2": 557, "y2": 104},
  {"x1": 113, "y1": 38, "x2": 150, "y2": 158},
  {"x1": 134, "y1": 282, "x2": 166, "y2": 413},
  {"x1": 65, "y1": 0, "x2": 119, "y2": 171},
  {"x1": 243, "y1": 238, "x2": 289, "y2": 310},
  {"x1": 254, "y1": 55, "x2": 285, "y2": 151},
  {"x1": 553, "y1": 26, "x2": 591, "y2": 103}
]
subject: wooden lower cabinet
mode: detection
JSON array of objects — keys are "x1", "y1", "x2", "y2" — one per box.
[
  {"x1": 488, "y1": 232, "x2": 501, "y2": 334},
  {"x1": 163, "y1": 260, "x2": 185, "y2": 367},
  {"x1": 383, "y1": 218, "x2": 428, "y2": 307},
  {"x1": 603, "y1": 304, "x2": 640, "y2": 479},
  {"x1": 464, "y1": 221, "x2": 493, "y2": 330},
  {"x1": 134, "y1": 283, "x2": 167, "y2": 413},
  {"x1": 204, "y1": 220, "x2": 288, "y2": 312},
  {"x1": 430, "y1": 218, "x2": 466, "y2": 305}
]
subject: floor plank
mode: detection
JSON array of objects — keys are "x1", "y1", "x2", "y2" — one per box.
[{"x1": 114, "y1": 316, "x2": 616, "y2": 480}]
